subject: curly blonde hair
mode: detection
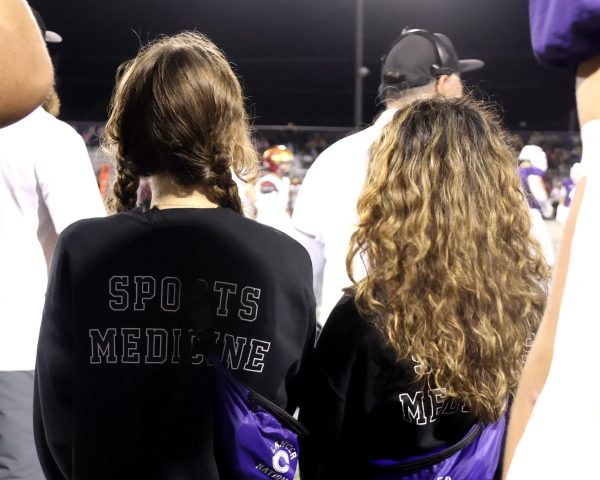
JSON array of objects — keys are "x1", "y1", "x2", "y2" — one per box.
[
  {"x1": 103, "y1": 32, "x2": 259, "y2": 213},
  {"x1": 348, "y1": 96, "x2": 550, "y2": 423}
]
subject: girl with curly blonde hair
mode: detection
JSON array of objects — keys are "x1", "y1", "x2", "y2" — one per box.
[{"x1": 300, "y1": 96, "x2": 549, "y2": 480}]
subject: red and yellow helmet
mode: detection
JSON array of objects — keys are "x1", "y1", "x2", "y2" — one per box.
[{"x1": 263, "y1": 145, "x2": 293, "y2": 172}]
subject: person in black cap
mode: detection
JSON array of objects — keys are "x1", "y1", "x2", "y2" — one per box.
[
  {"x1": 291, "y1": 27, "x2": 484, "y2": 330},
  {"x1": 378, "y1": 27, "x2": 484, "y2": 103}
]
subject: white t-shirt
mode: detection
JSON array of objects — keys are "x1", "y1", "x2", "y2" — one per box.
[
  {"x1": 292, "y1": 109, "x2": 396, "y2": 326},
  {"x1": 506, "y1": 119, "x2": 600, "y2": 478},
  {"x1": 0, "y1": 108, "x2": 106, "y2": 370}
]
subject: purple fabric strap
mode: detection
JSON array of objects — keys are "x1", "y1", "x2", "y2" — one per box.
[{"x1": 529, "y1": 0, "x2": 600, "y2": 71}]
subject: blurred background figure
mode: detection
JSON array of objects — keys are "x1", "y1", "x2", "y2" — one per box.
[
  {"x1": 555, "y1": 162, "x2": 582, "y2": 223},
  {"x1": 255, "y1": 144, "x2": 295, "y2": 233},
  {"x1": 517, "y1": 144, "x2": 555, "y2": 266},
  {"x1": 0, "y1": 10, "x2": 105, "y2": 479},
  {"x1": 96, "y1": 162, "x2": 112, "y2": 198},
  {"x1": 518, "y1": 145, "x2": 553, "y2": 218}
]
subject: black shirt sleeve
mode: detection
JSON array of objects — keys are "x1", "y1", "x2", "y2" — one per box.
[{"x1": 34, "y1": 234, "x2": 74, "y2": 480}]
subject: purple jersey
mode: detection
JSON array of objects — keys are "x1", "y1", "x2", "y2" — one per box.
[
  {"x1": 530, "y1": 0, "x2": 600, "y2": 71},
  {"x1": 518, "y1": 166, "x2": 546, "y2": 210}
]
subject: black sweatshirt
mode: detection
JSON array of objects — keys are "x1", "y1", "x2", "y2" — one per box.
[
  {"x1": 34, "y1": 206, "x2": 316, "y2": 480},
  {"x1": 298, "y1": 295, "x2": 477, "y2": 480}
]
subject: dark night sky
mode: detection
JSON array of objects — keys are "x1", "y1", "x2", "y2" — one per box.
[{"x1": 30, "y1": 0, "x2": 576, "y2": 130}]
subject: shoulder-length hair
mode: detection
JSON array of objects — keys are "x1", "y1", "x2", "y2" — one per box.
[
  {"x1": 348, "y1": 96, "x2": 549, "y2": 423},
  {"x1": 103, "y1": 32, "x2": 259, "y2": 213}
]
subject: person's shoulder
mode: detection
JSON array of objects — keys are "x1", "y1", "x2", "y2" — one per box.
[
  {"x1": 298, "y1": 126, "x2": 375, "y2": 199},
  {"x1": 251, "y1": 215, "x2": 311, "y2": 258},
  {"x1": 223, "y1": 209, "x2": 309, "y2": 255},
  {"x1": 315, "y1": 127, "x2": 374, "y2": 163},
  {"x1": 320, "y1": 295, "x2": 370, "y2": 340},
  {"x1": 58, "y1": 210, "x2": 139, "y2": 244},
  {"x1": 35, "y1": 110, "x2": 83, "y2": 141}
]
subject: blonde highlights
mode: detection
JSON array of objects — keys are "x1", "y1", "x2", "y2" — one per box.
[
  {"x1": 348, "y1": 97, "x2": 549, "y2": 423},
  {"x1": 103, "y1": 32, "x2": 259, "y2": 213}
]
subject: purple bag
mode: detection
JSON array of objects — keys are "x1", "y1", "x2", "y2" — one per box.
[
  {"x1": 213, "y1": 361, "x2": 307, "y2": 480},
  {"x1": 368, "y1": 413, "x2": 506, "y2": 480}
]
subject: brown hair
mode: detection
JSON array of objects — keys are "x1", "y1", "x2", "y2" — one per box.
[
  {"x1": 103, "y1": 31, "x2": 259, "y2": 213},
  {"x1": 348, "y1": 96, "x2": 550, "y2": 423}
]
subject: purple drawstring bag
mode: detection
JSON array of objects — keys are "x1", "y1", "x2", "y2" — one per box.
[
  {"x1": 213, "y1": 360, "x2": 307, "y2": 480},
  {"x1": 368, "y1": 413, "x2": 506, "y2": 480}
]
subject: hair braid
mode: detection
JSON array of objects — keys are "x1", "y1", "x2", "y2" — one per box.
[
  {"x1": 216, "y1": 170, "x2": 243, "y2": 214},
  {"x1": 202, "y1": 151, "x2": 242, "y2": 214},
  {"x1": 105, "y1": 152, "x2": 139, "y2": 213}
]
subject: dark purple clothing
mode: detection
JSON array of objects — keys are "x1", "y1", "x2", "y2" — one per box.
[
  {"x1": 518, "y1": 166, "x2": 546, "y2": 210},
  {"x1": 530, "y1": 0, "x2": 600, "y2": 71}
]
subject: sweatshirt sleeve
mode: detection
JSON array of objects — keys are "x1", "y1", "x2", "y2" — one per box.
[{"x1": 33, "y1": 234, "x2": 74, "y2": 480}]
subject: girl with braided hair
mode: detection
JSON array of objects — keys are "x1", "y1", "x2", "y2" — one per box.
[
  {"x1": 299, "y1": 96, "x2": 549, "y2": 480},
  {"x1": 34, "y1": 32, "x2": 315, "y2": 480}
]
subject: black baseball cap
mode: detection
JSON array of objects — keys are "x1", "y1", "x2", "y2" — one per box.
[
  {"x1": 31, "y1": 8, "x2": 62, "y2": 43},
  {"x1": 379, "y1": 28, "x2": 483, "y2": 94}
]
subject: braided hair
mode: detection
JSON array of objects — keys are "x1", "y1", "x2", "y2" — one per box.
[{"x1": 103, "y1": 32, "x2": 258, "y2": 214}]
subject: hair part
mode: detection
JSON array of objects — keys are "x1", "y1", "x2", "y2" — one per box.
[
  {"x1": 103, "y1": 31, "x2": 259, "y2": 214},
  {"x1": 348, "y1": 96, "x2": 550, "y2": 423}
]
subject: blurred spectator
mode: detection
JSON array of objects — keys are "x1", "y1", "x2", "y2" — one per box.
[
  {"x1": 255, "y1": 145, "x2": 295, "y2": 233},
  {"x1": 517, "y1": 145, "x2": 555, "y2": 266}
]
